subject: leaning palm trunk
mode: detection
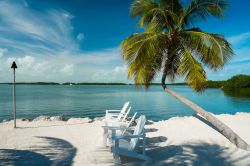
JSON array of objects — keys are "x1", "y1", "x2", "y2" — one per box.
[{"x1": 164, "y1": 88, "x2": 250, "y2": 150}]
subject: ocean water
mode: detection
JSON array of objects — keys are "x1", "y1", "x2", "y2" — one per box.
[{"x1": 0, "y1": 85, "x2": 250, "y2": 121}]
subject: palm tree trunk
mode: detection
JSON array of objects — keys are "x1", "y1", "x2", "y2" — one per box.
[{"x1": 163, "y1": 87, "x2": 249, "y2": 150}]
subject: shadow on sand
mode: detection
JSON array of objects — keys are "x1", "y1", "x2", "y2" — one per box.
[
  {"x1": 0, "y1": 149, "x2": 51, "y2": 166},
  {"x1": 119, "y1": 118, "x2": 250, "y2": 166},
  {"x1": 122, "y1": 142, "x2": 249, "y2": 166},
  {"x1": 0, "y1": 137, "x2": 76, "y2": 166},
  {"x1": 106, "y1": 121, "x2": 250, "y2": 166}
]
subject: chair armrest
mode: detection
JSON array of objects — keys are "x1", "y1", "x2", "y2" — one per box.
[
  {"x1": 102, "y1": 125, "x2": 136, "y2": 131},
  {"x1": 103, "y1": 120, "x2": 129, "y2": 125},
  {"x1": 112, "y1": 133, "x2": 145, "y2": 139},
  {"x1": 102, "y1": 126, "x2": 128, "y2": 130},
  {"x1": 106, "y1": 110, "x2": 121, "y2": 113},
  {"x1": 106, "y1": 113, "x2": 120, "y2": 117}
]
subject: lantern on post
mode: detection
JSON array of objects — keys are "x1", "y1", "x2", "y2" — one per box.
[{"x1": 11, "y1": 61, "x2": 17, "y2": 128}]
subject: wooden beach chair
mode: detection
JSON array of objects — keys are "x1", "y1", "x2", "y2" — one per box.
[
  {"x1": 105, "y1": 101, "x2": 130, "y2": 121},
  {"x1": 104, "y1": 115, "x2": 151, "y2": 164},
  {"x1": 104, "y1": 112, "x2": 137, "y2": 147}
]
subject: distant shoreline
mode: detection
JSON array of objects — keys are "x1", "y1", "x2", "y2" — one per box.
[
  {"x1": 0, "y1": 82, "x2": 186, "y2": 86},
  {"x1": 1, "y1": 74, "x2": 249, "y2": 91}
]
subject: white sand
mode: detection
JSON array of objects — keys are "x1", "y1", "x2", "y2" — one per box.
[{"x1": 0, "y1": 113, "x2": 250, "y2": 166}]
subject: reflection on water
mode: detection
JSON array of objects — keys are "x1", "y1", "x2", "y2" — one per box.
[
  {"x1": 224, "y1": 88, "x2": 250, "y2": 98},
  {"x1": 0, "y1": 85, "x2": 250, "y2": 122}
]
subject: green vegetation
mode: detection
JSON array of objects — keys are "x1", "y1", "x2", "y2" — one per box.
[
  {"x1": 0, "y1": 82, "x2": 59, "y2": 85},
  {"x1": 62, "y1": 82, "x2": 127, "y2": 85},
  {"x1": 206, "y1": 81, "x2": 225, "y2": 88},
  {"x1": 223, "y1": 75, "x2": 250, "y2": 91},
  {"x1": 205, "y1": 75, "x2": 250, "y2": 91}
]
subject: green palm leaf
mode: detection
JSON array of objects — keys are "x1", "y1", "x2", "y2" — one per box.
[
  {"x1": 181, "y1": 0, "x2": 229, "y2": 27},
  {"x1": 121, "y1": 32, "x2": 169, "y2": 87},
  {"x1": 130, "y1": 0, "x2": 158, "y2": 18},
  {"x1": 178, "y1": 45, "x2": 207, "y2": 91},
  {"x1": 181, "y1": 29, "x2": 233, "y2": 70}
]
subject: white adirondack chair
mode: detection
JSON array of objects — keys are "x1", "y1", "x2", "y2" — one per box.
[
  {"x1": 105, "y1": 115, "x2": 151, "y2": 164},
  {"x1": 104, "y1": 112, "x2": 138, "y2": 147},
  {"x1": 105, "y1": 101, "x2": 129, "y2": 121}
]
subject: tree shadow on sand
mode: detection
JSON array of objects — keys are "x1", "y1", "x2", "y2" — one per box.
[
  {"x1": 122, "y1": 142, "x2": 250, "y2": 166},
  {"x1": 0, "y1": 149, "x2": 51, "y2": 166},
  {"x1": 0, "y1": 137, "x2": 76, "y2": 166},
  {"x1": 117, "y1": 125, "x2": 250, "y2": 165}
]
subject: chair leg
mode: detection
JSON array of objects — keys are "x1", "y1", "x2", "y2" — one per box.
[
  {"x1": 114, "y1": 155, "x2": 121, "y2": 166},
  {"x1": 114, "y1": 139, "x2": 121, "y2": 165},
  {"x1": 143, "y1": 137, "x2": 146, "y2": 155},
  {"x1": 103, "y1": 128, "x2": 108, "y2": 146}
]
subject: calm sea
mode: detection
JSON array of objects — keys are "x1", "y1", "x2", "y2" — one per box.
[{"x1": 0, "y1": 85, "x2": 250, "y2": 122}]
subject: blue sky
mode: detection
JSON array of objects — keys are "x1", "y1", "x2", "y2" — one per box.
[{"x1": 0, "y1": 0, "x2": 250, "y2": 83}]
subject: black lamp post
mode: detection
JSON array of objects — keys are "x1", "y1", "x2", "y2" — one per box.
[{"x1": 11, "y1": 61, "x2": 17, "y2": 128}]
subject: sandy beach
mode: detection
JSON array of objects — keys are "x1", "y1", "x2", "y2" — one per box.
[{"x1": 0, "y1": 113, "x2": 250, "y2": 166}]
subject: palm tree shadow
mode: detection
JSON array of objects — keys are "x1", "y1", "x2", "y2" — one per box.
[
  {"x1": 122, "y1": 142, "x2": 250, "y2": 166},
  {"x1": 0, "y1": 149, "x2": 51, "y2": 166},
  {"x1": 0, "y1": 137, "x2": 77, "y2": 166}
]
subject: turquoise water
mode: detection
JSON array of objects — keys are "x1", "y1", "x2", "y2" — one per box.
[{"x1": 0, "y1": 85, "x2": 250, "y2": 121}]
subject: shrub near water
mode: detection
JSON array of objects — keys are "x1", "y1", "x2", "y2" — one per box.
[
  {"x1": 223, "y1": 75, "x2": 250, "y2": 91},
  {"x1": 206, "y1": 80, "x2": 225, "y2": 88}
]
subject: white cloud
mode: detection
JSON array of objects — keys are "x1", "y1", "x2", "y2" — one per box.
[
  {"x1": 0, "y1": 1, "x2": 131, "y2": 83},
  {"x1": 227, "y1": 32, "x2": 250, "y2": 46},
  {"x1": 0, "y1": 0, "x2": 77, "y2": 55},
  {"x1": 0, "y1": 48, "x2": 7, "y2": 57},
  {"x1": 230, "y1": 47, "x2": 250, "y2": 63},
  {"x1": 60, "y1": 64, "x2": 75, "y2": 76},
  {"x1": 114, "y1": 66, "x2": 126, "y2": 73},
  {"x1": 77, "y1": 33, "x2": 84, "y2": 41},
  {"x1": 91, "y1": 65, "x2": 128, "y2": 82},
  {"x1": 0, "y1": 47, "x2": 127, "y2": 83},
  {"x1": 22, "y1": 0, "x2": 28, "y2": 7}
]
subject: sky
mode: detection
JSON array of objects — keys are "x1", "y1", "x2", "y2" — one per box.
[{"x1": 0, "y1": 0, "x2": 250, "y2": 83}]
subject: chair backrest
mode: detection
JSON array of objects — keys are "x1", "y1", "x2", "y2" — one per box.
[
  {"x1": 121, "y1": 107, "x2": 131, "y2": 122},
  {"x1": 122, "y1": 112, "x2": 137, "y2": 135},
  {"x1": 117, "y1": 101, "x2": 129, "y2": 121},
  {"x1": 129, "y1": 115, "x2": 146, "y2": 150}
]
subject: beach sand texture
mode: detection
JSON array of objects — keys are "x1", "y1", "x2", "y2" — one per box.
[{"x1": 0, "y1": 113, "x2": 250, "y2": 166}]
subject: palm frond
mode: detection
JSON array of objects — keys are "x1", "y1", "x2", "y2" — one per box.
[
  {"x1": 121, "y1": 32, "x2": 169, "y2": 87},
  {"x1": 137, "y1": 7, "x2": 167, "y2": 31},
  {"x1": 181, "y1": 28, "x2": 233, "y2": 70},
  {"x1": 182, "y1": 0, "x2": 229, "y2": 27},
  {"x1": 159, "y1": 0, "x2": 184, "y2": 14},
  {"x1": 178, "y1": 45, "x2": 207, "y2": 92},
  {"x1": 130, "y1": 0, "x2": 158, "y2": 18}
]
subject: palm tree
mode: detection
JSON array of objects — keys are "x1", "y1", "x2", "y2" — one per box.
[{"x1": 121, "y1": 0, "x2": 249, "y2": 150}]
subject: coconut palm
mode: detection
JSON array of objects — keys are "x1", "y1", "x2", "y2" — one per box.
[{"x1": 121, "y1": 0, "x2": 249, "y2": 150}]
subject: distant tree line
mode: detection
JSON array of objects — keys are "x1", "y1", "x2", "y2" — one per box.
[
  {"x1": 205, "y1": 75, "x2": 250, "y2": 91},
  {"x1": 1, "y1": 75, "x2": 249, "y2": 91},
  {"x1": 0, "y1": 82, "x2": 59, "y2": 85},
  {"x1": 62, "y1": 82, "x2": 127, "y2": 85}
]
